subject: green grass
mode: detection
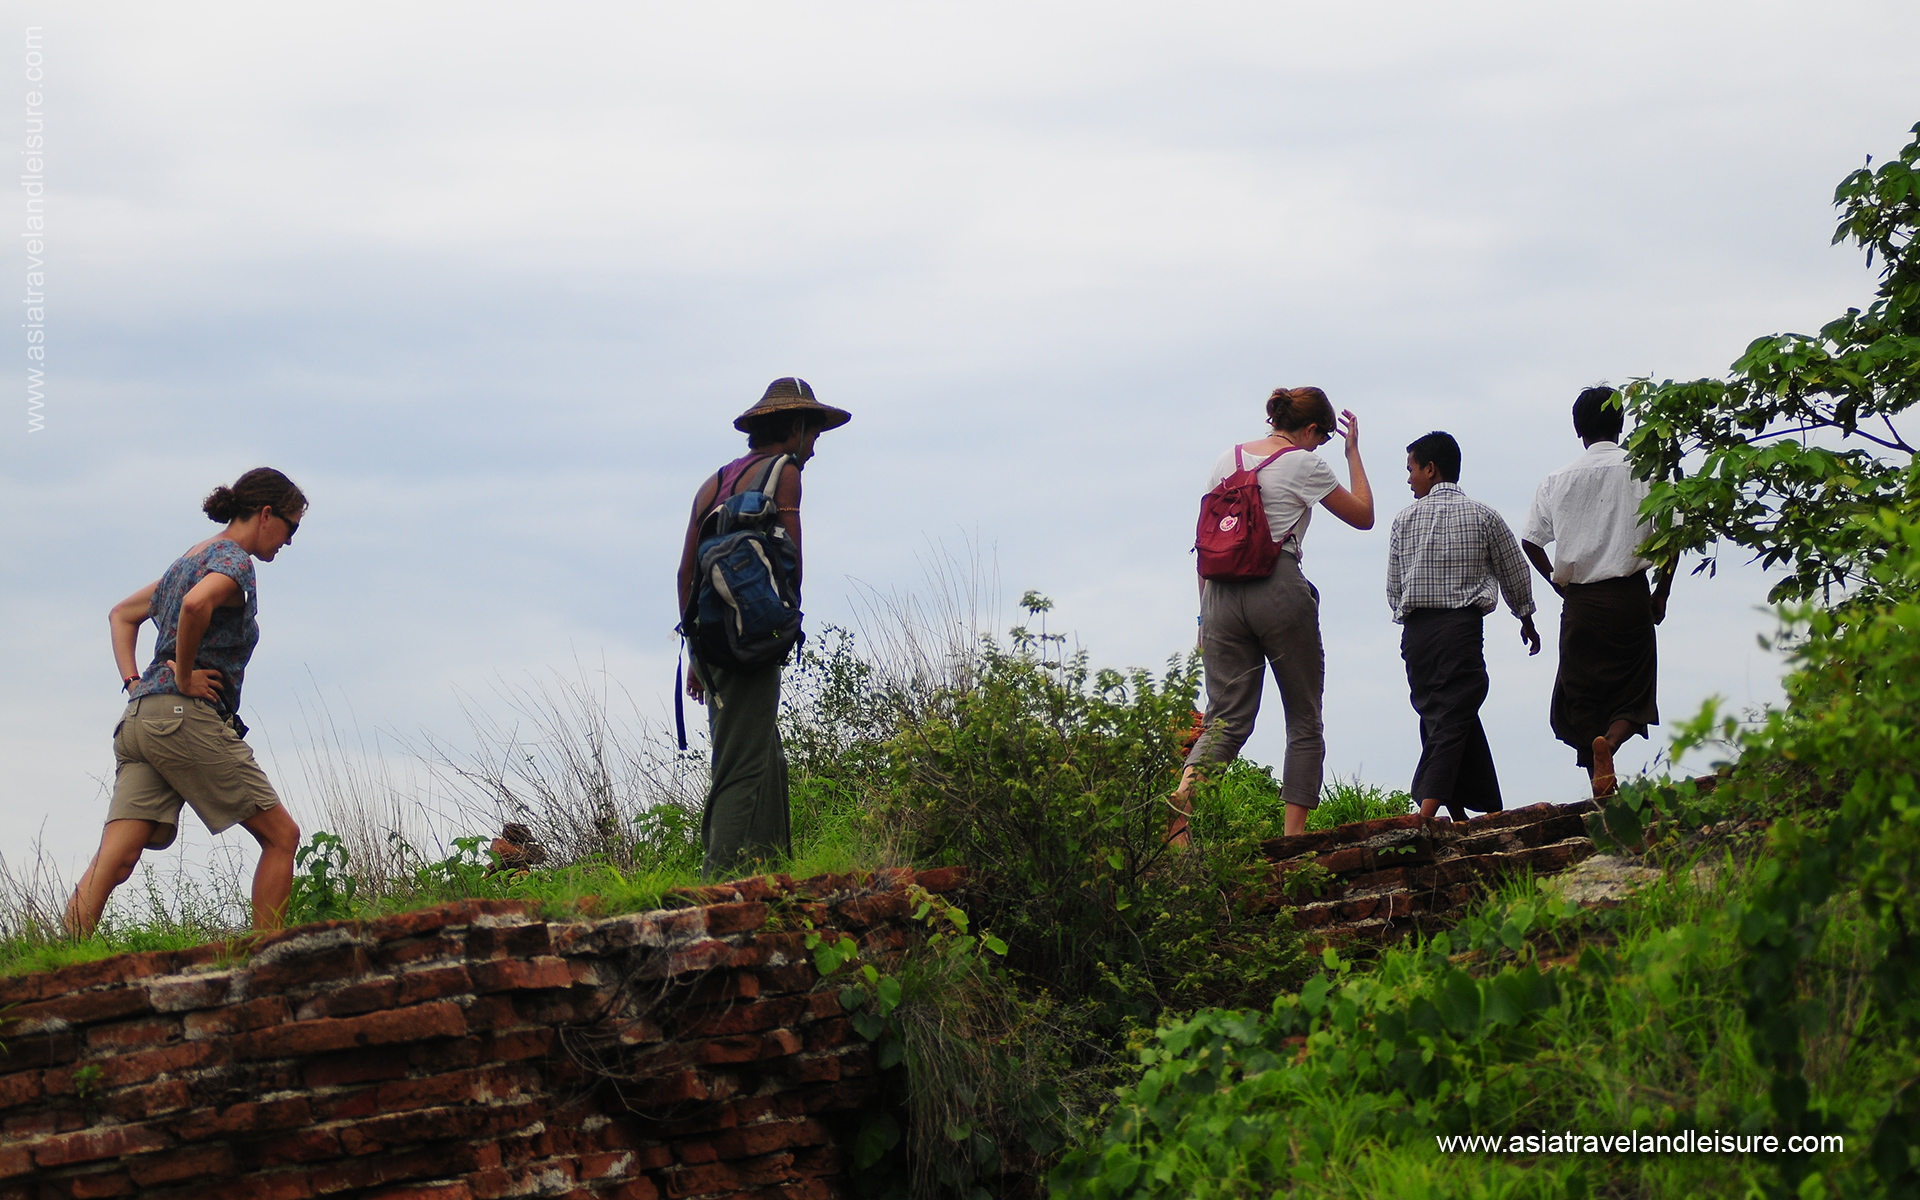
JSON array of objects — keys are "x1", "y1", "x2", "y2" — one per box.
[
  {"x1": 0, "y1": 770, "x2": 895, "y2": 979},
  {"x1": 1190, "y1": 759, "x2": 1413, "y2": 844}
]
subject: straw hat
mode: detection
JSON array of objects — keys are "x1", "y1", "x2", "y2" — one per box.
[{"x1": 732, "y1": 377, "x2": 852, "y2": 434}]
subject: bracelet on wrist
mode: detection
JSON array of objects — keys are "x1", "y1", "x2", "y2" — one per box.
[{"x1": 122, "y1": 674, "x2": 140, "y2": 692}]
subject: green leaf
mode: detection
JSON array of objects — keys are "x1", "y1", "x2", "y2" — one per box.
[{"x1": 853, "y1": 1112, "x2": 901, "y2": 1170}]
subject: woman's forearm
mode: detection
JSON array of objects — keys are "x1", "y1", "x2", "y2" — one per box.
[
  {"x1": 109, "y1": 586, "x2": 156, "y2": 683},
  {"x1": 110, "y1": 613, "x2": 142, "y2": 680},
  {"x1": 1345, "y1": 453, "x2": 1375, "y2": 525},
  {"x1": 173, "y1": 600, "x2": 211, "y2": 686}
]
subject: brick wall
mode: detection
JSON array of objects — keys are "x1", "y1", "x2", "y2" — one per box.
[
  {"x1": 0, "y1": 866, "x2": 967, "y2": 1200},
  {"x1": 1259, "y1": 801, "x2": 1601, "y2": 949}
]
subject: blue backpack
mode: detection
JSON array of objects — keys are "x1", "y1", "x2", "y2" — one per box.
[{"x1": 685, "y1": 454, "x2": 803, "y2": 674}]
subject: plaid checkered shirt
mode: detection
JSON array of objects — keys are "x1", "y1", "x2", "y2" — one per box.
[{"x1": 1386, "y1": 483, "x2": 1537, "y2": 623}]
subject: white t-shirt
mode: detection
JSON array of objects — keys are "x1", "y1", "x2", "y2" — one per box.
[
  {"x1": 1519, "y1": 441, "x2": 1654, "y2": 585},
  {"x1": 1206, "y1": 444, "x2": 1340, "y2": 559}
]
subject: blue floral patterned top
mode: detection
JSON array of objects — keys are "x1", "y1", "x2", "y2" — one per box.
[{"x1": 129, "y1": 538, "x2": 260, "y2": 719}]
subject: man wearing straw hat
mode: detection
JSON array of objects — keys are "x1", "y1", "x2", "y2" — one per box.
[{"x1": 676, "y1": 378, "x2": 851, "y2": 879}]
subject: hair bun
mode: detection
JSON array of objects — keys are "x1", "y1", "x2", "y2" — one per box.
[{"x1": 202, "y1": 485, "x2": 240, "y2": 523}]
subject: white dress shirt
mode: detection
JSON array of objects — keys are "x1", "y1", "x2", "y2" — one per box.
[{"x1": 1520, "y1": 442, "x2": 1654, "y2": 585}]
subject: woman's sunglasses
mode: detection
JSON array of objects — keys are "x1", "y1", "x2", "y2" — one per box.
[{"x1": 271, "y1": 508, "x2": 300, "y2": 542}]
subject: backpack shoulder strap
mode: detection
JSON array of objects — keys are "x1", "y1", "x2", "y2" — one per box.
[
  {"x1": 752, "y1": 453, "x2": 792, "y2": 497},
  {"x1": 1252, "y1": 444, "x2": 1301, "y2": 472}
]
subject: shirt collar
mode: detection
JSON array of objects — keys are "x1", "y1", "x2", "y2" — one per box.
[{"x1": 1424, "y1": 482, "x2": 1465, "y2": 498}]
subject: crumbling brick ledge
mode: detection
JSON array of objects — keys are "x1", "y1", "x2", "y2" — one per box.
[{"x1": 0, "y1": 866, "x2": 967, "y2": 1200}]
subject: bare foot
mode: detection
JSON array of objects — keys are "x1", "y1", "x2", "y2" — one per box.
[{"x1": 1591, "y1": 736, "x2": 1617, "y2": 799}]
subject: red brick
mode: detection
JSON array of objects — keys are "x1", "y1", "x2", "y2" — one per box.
[
  {"x1": 696, "y1": 1035, "x2": 767, "y2": 1065},
  {"x1": 857, "y1": 927, "x2": 909, "y2": 955},
  {"x1": 376, "y1": 933, "x2": 465, "y2": 968},
  {"x1": 465, "y1": 1162, "x2": 582, "y2": 1200},
  {"x1": 0, "y1": 1029, "x2": 77, "y2": 1072},
  {"x1": 9, "y1": 986, "x2": 153, "y2": 1028},
  {"x1": 235, "y1": 1001, "x2": 466, "y2": 1059},
  {"x1": 754, "y1": 966, "x2": 816, "y2": 995},
  {"x1": 804, "y1": 992, "x2": 843, "y2": 1020},
  {"x1": 300, "y1": 976, "x2": 399, "y2": 1019},
  {"x1": 308, "y1": 1142, "x2": 498, "y2": 1192},
  {"x1": 610, "y1": 1180, "x2": 660, "y2": 1200},
  {"x1": 87, "y1": 1015, "x2": 182, "y2": 1051},
  {"x1": 662, "y1": 1162, "x2": 740, "y2": 1198},
  {"x1": 174, "y1": 1095, "x2": 312, "y2": 1141},
  {"x1": 482, "y1": 1028, "x2": 556, "y2": 1062},
  {"x1": 0, "y1": 1146, "x2": 30, "y2": 1180},
  {"x1": 72, "y1": 1039, "x2": 224, "y2": 1089},
  {"x1": 3, "y1": 1111, "x2": 58, "y2": 1138},
  {"x1": 362, "y1": 1184, "x2": 473, "y2": 1200},
  {"x1": 655, "y1": 941, "x2": 731, "y2": 977},
  {"x1": 68, "y1": 1170, "x2": 136, "y2": 1198},
  {"x1": 632, "y1": 1071, "x2": 708, "y2": 1107},
  {"x1": 710, "y1": 1119, "x2": 830, "y2": 1160},
  {"x1": 761, "y1": 1029, "x2": 803, "y2": 1058},
  {"x1": 653, "y1": 909, "x2": 709, "y2": 943},
  {"x1": 470, "y1": 957, "x2": 572, "y2": 993},
  {"x1": 462, "y1": 994, "x2": 520, "y2": 1032},
  {"x1": 33, "y1": 1122, "x2": 172, "y2": 1167},
  {"x1": 315, "y1": 1085, "x2": 383, "y2": 1122},
  {"x1": 676, "y1": 996, "x2": 808, "y2": 1039},
  {"x1": 685, "y1": 972, "x2": 763, "y2": 1005},
  {"x1": 372, "y1": 1065, "x2": 530, "y2": 1113},
  {"x1": 611, "y1": 1017, "x2": 665, "y2": 1045},
  {"x1": 250, "y1": 943, "x2": 374, "y2": 994},
  {"x1": 146, "y1": 1172, "x2": 314, "y2": 1200},
  {"x1": 702, "y1": 902, "x2": 771, "y2": 936},
  {"x1": 184, "y1": 994, "x2": 291, "y2": 1038},
  {"x1": 127, "y1": 1142, "x2": 234, "y2": 1186},
  {"x1": 1262, "y1": 814, "x2": 1424, "y2": 860},
  {"x1": 0, "y1": 1071, "x2": 41, "y2": 1110},
  {"x1": 238, "y1": 1126, "x2": 342, "y2": 1168},
  {"x1": 147, "y1": 974, "x2": 234, "y2": 1013},
  {"x1": 339, "y1": 1101, "x2": 542, "y2": 1155},
  {"x1": 369, "y1": 904, "x2": 463, "y2": 942},
  {"x1": 99, "y1": 1078, "x2": 193, "y2": 1121},
  {"x1": 783, "y1": 1055, "x2": 840, "y2": 1083},
  {"x1": 465, "y1": 921, "x2": 552, "y2": 961},
  {"x1": 579, "y1": 1150, "x2": 641, "y2": 1179},
  {"x1": 303, "y1": 1048, "x2": 415, "y2": 1087},
  {"x1": 395, "y1": 965, "x2": 473, "y2": 1006},
  {"x1": 910, "y1": 866, "x2": 968, "y2": 893},
  {"x1": 834, "y1": 893, "x2": 909, "y2": 927},
  {"x1": 733, "y1": 1151, "x2": 800, "y2": 1187}
]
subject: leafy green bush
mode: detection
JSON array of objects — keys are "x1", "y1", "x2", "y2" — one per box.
[
  {"x1": 1624, "y1": 121, "x2": 1919, "y2": 605},
  {"x1": 1051, "y1": 863, "x2": 1904, "y2": 1199},
  {"x1": 880, "y1": 626, "x2": 1304, "y2": 1031},
  {"x1": 1599, "y1": 513, "x2": 1920, "y2": 1193}
]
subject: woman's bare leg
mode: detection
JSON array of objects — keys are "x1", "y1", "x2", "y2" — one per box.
[
  {"x1": 65, "y1": 819, "x2": 157, "y2": 937},
  {"x1": 1167, "y1": 765, "x2": 1198, "y2": 846},
  {"x1": 241, "y1": 805, "x2": 301, "y2": 931},
  {"x1": 1284, "y1": 802, "x2": 1309, "y2": 838}
]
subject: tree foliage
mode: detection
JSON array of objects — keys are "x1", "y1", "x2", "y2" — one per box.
[{"x1": 1624, "y1": 122, "x2": 1920, "y2": 604}]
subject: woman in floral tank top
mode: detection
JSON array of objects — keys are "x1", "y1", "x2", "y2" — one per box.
[{"x1": 65, "y1": 468, "x2": 309, "y2": 936}]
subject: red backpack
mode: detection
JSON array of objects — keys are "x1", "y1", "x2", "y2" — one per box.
[{"x1": 1195, "y1": 444, "x2": 1303, "y2": 581}]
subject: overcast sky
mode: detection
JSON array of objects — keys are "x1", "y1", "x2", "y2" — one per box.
[{"x1": 5, "y1": 2, "x2": 1917, "y2": 880}]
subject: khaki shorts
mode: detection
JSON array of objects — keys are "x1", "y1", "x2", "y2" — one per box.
[{"x1": 108, "y1": 695, "x2": 280, "y2": 850}]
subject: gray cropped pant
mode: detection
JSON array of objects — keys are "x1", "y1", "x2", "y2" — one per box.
[{"x1": 1185, "y1": 554, "x2": 1325, "y2": 809}]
